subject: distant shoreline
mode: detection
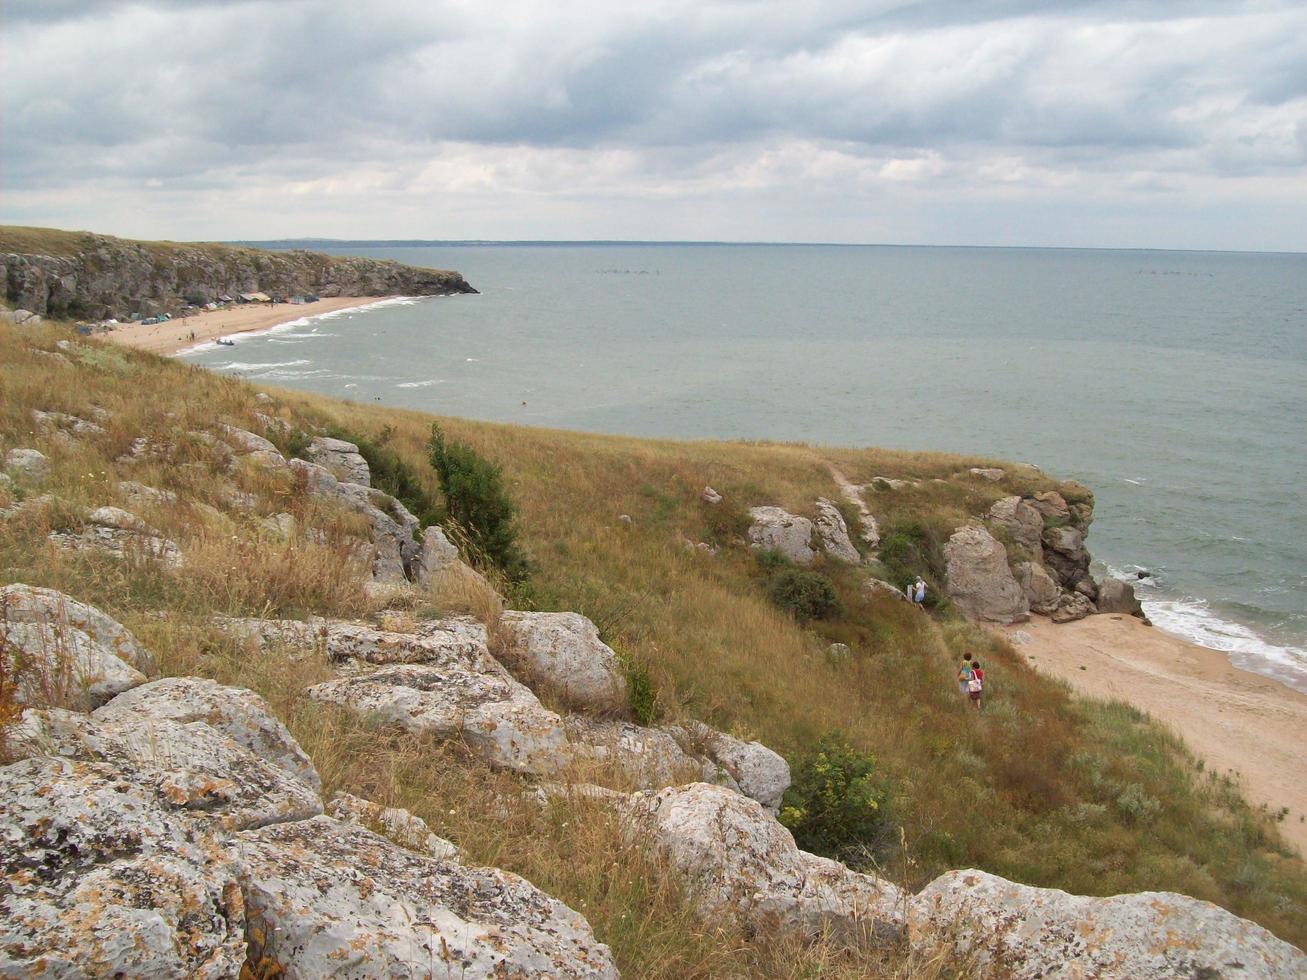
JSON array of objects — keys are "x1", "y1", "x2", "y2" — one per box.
[{"x1": 100, "y1": 296, "x2": 390, "y2": 356}]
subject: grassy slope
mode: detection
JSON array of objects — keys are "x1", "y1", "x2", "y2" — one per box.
[
  {"x1": 2, "y1": 321, "x2": 1305, "y2": 973},
  {"x1": 0, "y1": 224, "x2": 258, "y2": 260}
]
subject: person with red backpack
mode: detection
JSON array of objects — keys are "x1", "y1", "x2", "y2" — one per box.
[{"x1": 967, "y1": 659, "x2": 985, "y2": 710}]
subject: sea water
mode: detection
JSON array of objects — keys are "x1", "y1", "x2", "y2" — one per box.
[{"x1": 184, "y1": 244, "x2": 1307, "y2": 692}]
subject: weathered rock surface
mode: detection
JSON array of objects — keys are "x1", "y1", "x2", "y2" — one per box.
[
  {"x1": 0, "y1": 583, "x2": 152, "y2": 708},
  {"x1": 1014, "y1": 560, "x2": 1061, "y2": 616},
  {"x1": 307, "y1": 434, "x2": 371, "y2": 485},
  {"x1": 94, "y1": 676, "x2": 321, "y2": 794},
  {"x1": 117, "y1": 479, "x2": 178, "y2": 508},
  {"x1": 969, "y1": 467, "x2": 1005, "y2": 482},
  {"x1": 48, "y1": 505, "x2": 183, "y2": 568},
  {"x1": 309, "y1": 664, "x2": 570, "y2": 776},
  {"x1": 327, "y1": 792, "x2": 460, "y2": 861},
  {"x1": 235, "y1": 816, "x2": 617, "y2": 979},
  {"x1": 0, "y1": 757, "x2": 247, "y2": 979},
  {"x1": 1042, "y1": 523, "x2": 1093, "y2": 591},
  {"x1": 32, "y1": 409, "x2": 105, "y2": 442},
  {"x1": 814, "y1": 497, "x2": 861, "y2": 563},
  {"x1": 701, "y1": 485, "x2": 723, "y2": 504},
  {"x1": 911, "y1": 869, "x2": 1307, "y2": 980},
  {"x1": 672, "y1": 721, "x2": 791, "y2": 813},
  {"x1": 499, "y1": 610, "x2": 628, "y2": 713},
  {"x1": 11, "y1": 707, "x2": 323, "y2": 832},
  {"x1": 3, "y1": 447, "x2": 49, "y2": 482},
  {"x1": 1029, "y1": 489, "x2": 1071, "y2": 523},
  {"x1": 415, "y1": 523, "x2": 461, "y2": 581},
  {"x1": 862, "y1": 577, "x2": 907, "y2": 601},
  {"x1": 217, "y1": 423, "x2": 280, "y2": 456},
  {"x1": 565, "y1": 717, "x2": 716, "y2": 788},
  {"x1": 2, "y1": 231, "x2": 476, "y2": 320},
  {"x1": 222, "y1": 614, "x2": 496, "y2": 671},
  {"x1": 747, "y1": 506, "x2": 817, "y2": 564},
  {"x1": 1051, "y1": 590, "x2": 1097, "y2": 623},
  {"x1": 622, "y1": 783, "x2": 904, "y2": 941},
  {"x1": 944, "y1": 525, "x2": 1029, "y2": 624},
  {"x1": 837, "y1": 483, "x2": 881, "y2": 550},
  {"x1": 1097, "y1": 577, "x2": 1145, "y2": 617},
  {"x1": 987, "y1": 495, "x2": 1044, "y2": 559}
]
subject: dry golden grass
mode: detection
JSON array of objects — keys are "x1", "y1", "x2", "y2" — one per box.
[{"x1": 3, "y1": 319, "x2": 1307, "y2": 970}]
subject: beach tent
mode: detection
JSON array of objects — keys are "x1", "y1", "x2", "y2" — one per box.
[{"x1": 238, "y1": 292, "x2": 272, "y2": 303}]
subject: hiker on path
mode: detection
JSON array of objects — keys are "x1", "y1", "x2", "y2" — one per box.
[
  {"x1": 911, "y1": 577, "x2": 927, "y2": 605},
  {"x1": 967, "y1": 659, "x2": 985, "y2": 710},
  {"x1": 957, "y1": 653, "x2": 974, "y2": 696}
]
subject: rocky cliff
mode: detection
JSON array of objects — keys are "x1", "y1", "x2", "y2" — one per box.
[{"x1": 0, "y1": 226, "x2": 476, "y2": 320}]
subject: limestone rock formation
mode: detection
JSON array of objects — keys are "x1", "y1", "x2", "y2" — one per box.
[
  {"x1": 969, "y1": 467, "x2": 1005, "y2": 482},
  {"x1": 944, "y1": 525, "x2": 1029, "y2": 624},
  {"x1": 748, "y1": 506, "x2": 817, "y2": 564},
  {"x1": 1014, "y1": 560, "x2": 1061, "y2": 615},
  {"x1": 671, "y1": 720, "x2": 791, "y2": 814},
  {"x1": 3, "y1": 447, "x2": 49, "y2": 482},
  {"x1": 814, "y1": 497, "x2": 861, "y2": 563},
  {"x1": 1042, "y1": 523, "x2": 1093, "y2": 592},
  {"x1": 1051, "y1": 590, "x2": 1097, "y2": 623},
  {"x1": 622, "y1": 783, "x2": 904, "y2": 942},
  {"x1": 836, "y1": 483, "x2": 882, "y2": 551},
  {"x1": 499, "y1": 610, "x2": 629, "y2": 713},
  {"x1": 327, "y1": 792, "x2": 461, "y2": 861},
  {"x1": 94, "y1": 676, "x2": 321, "y2": 794},
  {"x1": 236, "y1": 817, "x2": 618, "y2": 978},
  {"x1": 0, "y1": 757, "x2": 248, "y2": 979},
  {"x1": 415, "y1": 523, "x2": 461, "y2": 581},
  {"x1": 1097, "y1": 577, "x2": 1145, "y2": 617},
  {"x1": 701, "y1": 485, "x2": 723, "y2": 504},
  {"x1": 566, "y1": 717, "x2": 715, "y2": 788},
  {"x1": 306, "y1": 435, "x2": 371, "y2": 485},
  {"x1": 48, "y1": 505, "x2": 183, "y2": 568},
  {"x1": 2, "y1": 230, "x2": 476, "y2": 321},
  {"x1": 0, "y1": 583, "x2": 153, "y2": 708},
  {"x1": 987, "y1": 495, "x2": 1044, "y2": 559},
  {"x1": 911, "y1": 869, "x2": 1307, "y2": 979}
]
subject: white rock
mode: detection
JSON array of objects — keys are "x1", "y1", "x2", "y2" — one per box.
[
  {"x1": 221, "y1": 614, "x2": 496, "y2": 671},
  {"x1": 968, "y1": 467, "x2": 1005, "y2": 481},
  {"x1": 49, "y1": 506, "x2": 183, "y2": 568},
  {"x1": 911, "y1": 869, "x2": 1307, "y2": 980},
  {"x1": 673, "y1": 720, "x2": 792, "y2": 813},
  {"x1": 813, "y1": 497, "x2": 861, "y2": 563},
  {"x1": 565, "y1": 718, "x2": 730, "y2": 790},
  {"x1": 862, "y1": 577, "x2": 908, "y2": 601},
  {"x1": 0, "y1": 584, "x2": 152, "y2": 709},
  {"x1": 93, "y1": 676, "x2": 321, "y2": 795},
  {"x1": 747, "y1": 506, "x2": 817, "y2": 564},
  {"x1": 307, "y1": 435, "x2": 372, "y2": 485},
  {"x1": 236, "y1": 816, "x2": 619, "y2": 978},
  {"x1": 117, "y1": 479, "x2": 178, "y2": 508},
  {"x1": 622, "y1": 783, "x2": 904, "y2": 941},
  {"x1": 3, "y1": 447, "x2": 50, "y2": 482},
  {"x1": 836, "y1": 483, "x2": 881, "y2": 550},
  {"x1": 217, "y1": 422, "x2": 280, "y2": 455},
  {"x1": 944, "y1": 525, "x2": 1029, "y2": 625},
  {"x1": 327, "y1": 792, "x2": 460, "y2": 861},
  {"x1": 415, "y1": 523, "x2": 460, "y2": 580},
  {"x1": 701, "y1": 485, "x2": 723, "y2": 504},
  {"x1": 0, "y1": 757, "x2": 247, "y2": 979},
  {"x1": 499, "y1": 610, "x2": 628, "y2": 713}
]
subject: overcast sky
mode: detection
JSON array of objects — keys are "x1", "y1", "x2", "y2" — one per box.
[{"x1": 3, "y1": 1, "x2": 1305, "y2": 250}]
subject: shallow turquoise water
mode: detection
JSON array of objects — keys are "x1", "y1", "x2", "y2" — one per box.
[{"x1": 185, "y1": 244, "x2": 1307, "y2": 690}]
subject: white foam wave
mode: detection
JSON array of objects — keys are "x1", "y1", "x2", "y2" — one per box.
[
  {"x1": 396, "y1": 379, "x2": 444, "y2": 388},
  {"x1": 220, "y1": 359, "x2": 311, "y2": 371},
  {"x1": 177, "y1": 297, "x2": 422, "y2": 355}
]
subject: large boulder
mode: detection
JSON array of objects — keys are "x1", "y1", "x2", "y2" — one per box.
[
  {"x1": 306, "y1": 435, "x2": 371, "y2": 486},
  {"x1": 987, "y1": 495, "x2": 1044, "y2": 559},
  {"x1": 221, "y1": 614, "x2": 494, "y2": 671},
  {"x1": 911, "y1": 869, "x2": 1307, "y2": 979},
  {"x1": 0, "y1": 757, "x2": 247, "y2": 978},
  {"x1": 622, "y1": 783, "x2": 904, "y2": 942},
  {"x1": 93, "y1": 676, "x2": 321, "y2": 795},
  {"x1": 1014, "y1": 560, "x2": 1061, "y2": 616},
  {"x1": 944, "y1": 525, "x2": 1029, "y2": 624},
  {"x1": 813, "y1": 498, "x2": 861, "y2": 563},
  {"x1": 1097, "y1": 577, "x2": 1145, "y2": 618},
  {"x1": 10, "y1": 707, "x2": 323, "y2": 832},
  {"x1": 0, "y1": 584, "x2": 152, "y2": 709},
  {"x1": 309, "y1": 663, "x2": 570, "y2": 776},
  {"x1": 672, "y1": 721, "x2": 791, "y2": 814},
  {"x1": 1028, "y1": 490, "x2": 1070, "y2": 523},
  {"x1": 747, "y1": 506, "x2": 817, "y2": 564},
  {"x1": 415, "y1": 524, "x2": 461, "y2": 581},
  {"x1": 1051, "y1": 590, "x2": 1097, "y2": 623},
  {"x1": 235, "y1": 816, "x2": 618, "y2": 978},
  {"x1": 499, "y1": 611, "x2": 628, "y2": 714}
]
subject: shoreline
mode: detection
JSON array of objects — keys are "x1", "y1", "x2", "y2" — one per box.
[
  {"x1": 99, "y1": 296, "x2": 393, "y2": 356},
  {"x1": 1006, "y1": 614, "x2": 1307, "y2": 856}
]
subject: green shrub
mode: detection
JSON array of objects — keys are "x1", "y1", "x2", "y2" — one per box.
[
  {"x1": 877, "y1": 519, "x2": 946, "y2": 603},
  {"x1": 282, "y1": 427, "x2": 312, "y2": 460},
  {"x1": 754, "y1": 548, "x2": 792, "y2": 573},
  {"x1": 767, "y1": 568, "x2": 839, "y2": 622},
  {"x1": 615, "y1": 645, "x2": 659, "y2": 725},
  {"x1": 701, "y1": 497, "x2": 752, "y2": 546},
  {"x1": 779, "y1": 737, "x2": 894, "y2": 863},
  {"x1": 428, "y1": 424, "x2": 528, "y2": 582}
]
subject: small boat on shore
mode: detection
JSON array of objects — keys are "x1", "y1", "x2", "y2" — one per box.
[{"x1": 216, "y1": 338, "x2": 236, "y2": 347}]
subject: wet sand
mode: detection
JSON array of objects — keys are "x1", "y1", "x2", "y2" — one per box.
[
  {"x1": 100, "y1": 296, "x2": 387, "y2": 355},
  {"x1": 1007, "y1": 614, "x2": 1307, "y2": 856}
]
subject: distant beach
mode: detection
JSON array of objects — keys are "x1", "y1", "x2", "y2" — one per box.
[{"x1": 102, "y1": 296, "x2": 387, "y2": 355}]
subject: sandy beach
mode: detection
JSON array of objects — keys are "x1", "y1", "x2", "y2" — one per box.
[
  {"x1": 100, "y1": 296, "x2": 388, "y2": 355},
  {"x1": 1007, "y1": 614, "x2": 1307, "y2": 856}
]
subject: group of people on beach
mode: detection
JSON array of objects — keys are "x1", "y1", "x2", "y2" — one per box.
[{"x1": 957, "y1": 653, "x2": 984, "y2": 710}]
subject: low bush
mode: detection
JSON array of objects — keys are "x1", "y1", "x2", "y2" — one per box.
[
  {"x1": 877, "y1": 519, "x2": 946, "y2": 603},
  {"x1": 780, "y1": 736, "x2": 895, "y2": 865},
  {"x1": 768, "y1": 568, "x2": 840, "y2": 622}
]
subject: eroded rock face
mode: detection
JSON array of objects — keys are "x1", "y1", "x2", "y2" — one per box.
[
  {"x1": 0, "y1": 757, "x2": 248, "y2": 979},
  {"x1": 93, "y1": 676, "x2": 321, "y2": 795},
  {"x1": 0, "y1": 584, "x2": 152, "y2": 709},
  {"x1": 307, "y1": 435, "x2": 371, "y2": 486},
  {"x1": 622, "y1": 783, "x2": 904, "y2": 942},
  {"x1": 836, "y1": 483, "x2": 881, "y2": 550},
  {"x1": 327, "y1": 793, "x2": 460, "y2": 862},
  {"x1": 499, "y1": 611, "x2": 629, "y2": 714},
  {"x1": 814, "y1": 498, "x2": 861, "y2": 563},
  {"x1": 969, "y1": 467, "x2": 1005, "y2": 482},
  {"x1": 911, "y1": 869, "x2": 1307, "y2": 980},
  {"x1": 415, "y1": 524, "x2": 461, "y2": 581},
  {"x1": 236, "y1": 816, "x2": 618, "y2": 979},
  {"x1": 673, "y1": 721, "x2": 791, "y2": 814},
  {"x1": 1051, "y1": 590, "x2": 1097, "y2": 623},
  {"x1": 1042, "y1": 524, "x2": 1093, "y2": 592},
  {"x1": 1097, "y1": 577, "x2": 1145, "y2": 618},
  {"x1": 49, "y1": 505, "x2": 183, "y2": 569},
  {"x1": 748, "y1": 506, "x2": 817, "y2": 564},
  {"x1": 1014, "y1": 560, "x2": 1061, "y2": 616},
  {"x1": 987, "y1": 495, "x2": 1044, "y2": 559},
  {"x1": 944, "y1": 525, "x2": 1029, "y2": 625}
]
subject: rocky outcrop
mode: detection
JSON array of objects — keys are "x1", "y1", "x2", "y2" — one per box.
[
  {"x1": 670, "y1": 721, "x2": 791, "y2": 814},
  {"x1": 1051, "y1": 590, "x2": 1097, "y2": 623},
  {"x1": 748, "y1": 506, "x2": 817, "y2": 563},
  {"x1": 944, "y1": 525, "x2": 1029, "y2": 624},
  {"x1": 911, "y1": 869, "x2": 1307, "y2": 979},
  {"x1": 987, "y1": 495, "x2": 1044, "y2": 559},
  {"x1": 1014, "y1": 560, "x2": 1061, "y2": 615},
  {"x1": 306, "y1": 435, "x2": 371, "y2": 485},
  {"x1": 3, "y1": 447, "x2": 49, "y2": 483},
  {"x1": 326, "y1": 792, "x2": 461, "y2": 861},
  {"x1": 1, "y1": 230, "x2": 476, "y2": 320},
  {"x1": 566, "y1": 717, "x2": 717, "y2": 788},
  {"x1": 48, "y1": 505, "x2": 183, "y2": 568},
  {"x1": 236, "y1": 817, "x2": 617, "y2": 978},
  {"x1": 1042, "y1": 523, "x2": 1093, "y2": 594},
  {"x1": 621, "y1": 783, "x2": 905, "y2": 942},
  {"x1": 415, "y1": 524, "x2": 461, "y2": 581},
  {"x1": 1097, "y1": 576, "x2": 1145, "y2": 617},
  {"x1": 498, "y1": 611, "x2": 629, "y2": 714},
  {"x1": 813, "y1": 498, "x2": 861, "y2": 563}
]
